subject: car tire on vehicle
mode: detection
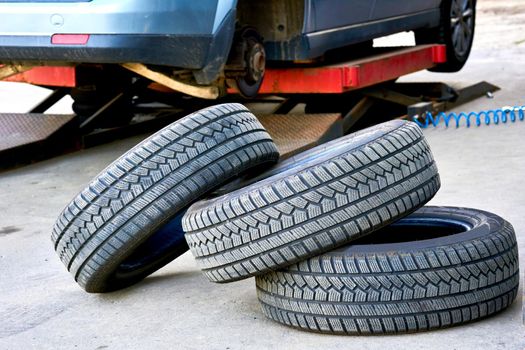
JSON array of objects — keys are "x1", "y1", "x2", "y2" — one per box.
[
  {"x1": 183, "y1": 120, "x2": 440, "y2": 283},
  {"x1": 256, "y1": 207, "x2": 519, "y2": 334},
  {"x1": 416, "y1": 0, "x2": 476, "y2": 73},
  {"x1": 51, "y1": 103, "x2": 280, "y2": 293}
]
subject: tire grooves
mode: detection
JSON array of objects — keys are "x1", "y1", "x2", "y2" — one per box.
[
  {"x1": 65, "y1": 136, "x2": 271, "y2": 272},
  {"x1": 254, "y1": 207, "x2": 519, "y2": 334},
  {"x1": 183, "y1": 121, "x2": 442, "y2": 283},
  {"x1": 71, "y1": 139, "x2": 276, "y2": 281},
  {"x1": 59, "y1": 128, "x2": 271, "y2": 264},
  {"x1": 51, "y1": 103, "x2": 280, "y2": 291},
  {"x1": 202, "y1": 176, "x2": 439, "y2": 280},
  {"x1": 259, "y1": 288, "x2": 518, "y2": 333},
  {"x1": 186, "y1": 134, "x2": 427, "y2": 239},
  {"x1": 184, "y1": 123, "x2": 421, "y2": 232},
  {"x1": 198, "y1": 167, "x2": 438, "y2": 269},
  {"x1": 195, "y1": 157, "x2": 436, "y2": 260},
  {"x1": 52, "y1": 107, "x2": 256, "y2": 248}
]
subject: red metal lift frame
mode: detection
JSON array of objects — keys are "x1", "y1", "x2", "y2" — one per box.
[
  {"x1": 5, "y1": 65, "x2": 76, "y2": 87},
  {"x1": 4, "y1": 44, "x2": 446, "y2": 94},
  {"x1": 257, "y1": 44, "x2": 446, "y2": 94}
]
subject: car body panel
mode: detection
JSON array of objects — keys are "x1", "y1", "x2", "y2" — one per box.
[
  {"x1": 372, "y1": 0, "x2": 442, "y2": 19},
  {"x1": 264, "y1": 0, "x2": 441, "y2": 61},
  {"x1": 304, "y1": 0, "x2": 373, "y2": 32},
  {"x1": 300, "y1": 9, "x2": 441, "y2": 61}
]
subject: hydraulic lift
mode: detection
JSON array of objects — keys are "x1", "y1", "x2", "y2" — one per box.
[{"x1": 0, "y1": 44, "x2": 498, "y2": 168}]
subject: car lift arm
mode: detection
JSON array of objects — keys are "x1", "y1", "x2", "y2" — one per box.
[
  {"x1": 121, "y1": 63, "x2": 220, "y2": 100},
  {"x1": 0, "y1": 64, "x2": 33, "y2": 80}
]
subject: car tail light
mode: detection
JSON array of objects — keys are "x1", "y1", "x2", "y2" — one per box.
[{"x1": 51, "y1": 34, "x2": 90, "y2": 45}]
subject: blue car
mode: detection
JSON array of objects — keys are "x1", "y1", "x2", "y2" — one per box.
[{"x1": 0, "y1": 0, "x2": 475, "y2": 98}]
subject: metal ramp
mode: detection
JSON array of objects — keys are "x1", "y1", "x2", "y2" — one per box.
[
  {"x1": 258, "y1": 113, "x2": 342, "y2": 158},
  {"x1": 0, "y1": 113, "x2": 76, "y2": 168}
]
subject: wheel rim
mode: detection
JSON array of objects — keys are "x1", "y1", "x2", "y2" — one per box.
[{"x1": 450, "y1": 0, "x2": 474, "y2": 57}]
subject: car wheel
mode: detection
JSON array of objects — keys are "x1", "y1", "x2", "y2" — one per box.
[
  {"x1": 257, "y1": 207, "x2": 519, "y2": 334},
  {"x1": 52, "y1": 103, "x2": 279, "y2": 292},
  {"x1": 416, "y1": 0, "x2": 476, "y2": 73},
  {"x1": 183, "y1": 120, "x2": 440, "y2": 283},
  {"x1": 234, "y1": 27, "x2": 266, "y2": 98}
]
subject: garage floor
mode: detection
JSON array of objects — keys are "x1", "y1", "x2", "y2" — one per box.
[{"x1": 1, "y1": 1, "x2": 524, "y2": 349}]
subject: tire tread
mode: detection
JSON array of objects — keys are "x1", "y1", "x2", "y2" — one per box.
[{"x1": 52, "y1": 103, "x2": 279, "y2": 291}]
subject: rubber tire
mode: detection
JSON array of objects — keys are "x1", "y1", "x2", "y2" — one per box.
[
  {"x1": 256, "y1": 207, "x2": 519, "y2": 334},
  {"x1": 51, "y1": 103, "x2": 280, "y2": 292},
  {"x1": 415, "y1": 0, "x2": 476, "y2": 73},
  {"x1": 183, "y1": 120, "x2": 440, "y2": 283}
]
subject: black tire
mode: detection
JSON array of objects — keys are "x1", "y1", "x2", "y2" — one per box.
[
  {"x1": 256, "y1": 207, "x2": 519, "y2": 334},
  {"x1": 415, "y1": 0, "x2": 476, "y2": 73},
  {"x1": 183, "y1": 120, "x2": 440, "y2": 283},
  {"x1": 51, "y1": 103, "x2": 280, "y2": 292}
]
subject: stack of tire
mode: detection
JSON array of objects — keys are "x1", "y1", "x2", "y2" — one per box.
[{"x1": 52, "y1": 103, "x2": 519, "y2": 335}]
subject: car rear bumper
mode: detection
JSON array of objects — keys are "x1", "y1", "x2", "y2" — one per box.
[
  {"x1": 0, "y1": 0, "x2": 237, "y2": 84},
  {"x1": 0, "y1": 34, "x2": 213, "y2": 69}
]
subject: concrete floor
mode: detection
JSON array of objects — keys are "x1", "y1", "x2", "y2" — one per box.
[{"x1": 1, "y1": 1, "x2": 525, "y2": 349}]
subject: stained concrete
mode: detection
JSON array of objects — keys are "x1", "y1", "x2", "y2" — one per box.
[{"x1": 1, "y1": 1, "x2": 524, "y2": 349}]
